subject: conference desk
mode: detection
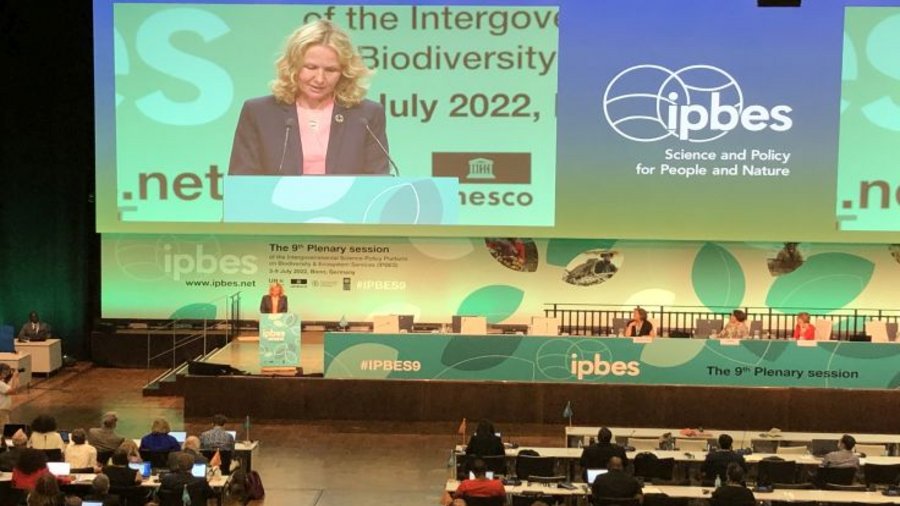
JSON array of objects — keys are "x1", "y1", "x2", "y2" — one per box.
[
  {"x1": 444, "y1": 480, "x2": 900, "y2": 504},
  {"x1": 126, "y1": 438, "x2": 260, "y2": 472},
  {"x1": 453, "y1": 445, "x2": 900, "y2": 482},
  {"x1": 565, "y1": 426, "x2": 900, "y2": 452},
  {"x1": 14, "y1": 338, "x2": 62, "y2": 375}
]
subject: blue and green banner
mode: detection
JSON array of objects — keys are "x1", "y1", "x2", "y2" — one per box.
[
  {"x1": 259, "y1": 313, "x2": 302, "y2": 367},
  {"x1": 324, "y1": 333, "x2": 900, "y2": 390}
]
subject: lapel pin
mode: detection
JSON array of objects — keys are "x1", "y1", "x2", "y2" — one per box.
[{"x1": 335, "y1": 114, "x2": 344, "y2": 123}]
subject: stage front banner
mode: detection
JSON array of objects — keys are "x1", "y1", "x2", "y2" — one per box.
[
  {"x1": 259, "y1": 313, "x2": 301, "y2": 368},
  {"x1": 323, "y1": 333, "x2": 900, "y2": 390}
]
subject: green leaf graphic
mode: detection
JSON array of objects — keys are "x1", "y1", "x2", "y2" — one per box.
[
  {"x1": 547, "y1": 239, "x2": 616, "y2": 267},
  {"x1": 692, "y1": 243, "x2": 746, "y2": 309},
  {"x1": 326, "y1": 343, "x2": 398, "y2": 379},
  {"x1": 640, "y1": 339, "x2": 706, "y2": 368},
  {"x1": 441, "y1": 336, "x2": 524, "y2": 371},
  {"x1": 765, "y1": 253, "x2": 874, "y2": 310},
  {"x1": 169, "y1": 303, "x2": 216, "y2": 320},
  {"x1": 889, "y1": 371, "x2": 900, "y2": 389},
  {"x1": 456, "y1": 285, "x2": 524, "y2": 324}
]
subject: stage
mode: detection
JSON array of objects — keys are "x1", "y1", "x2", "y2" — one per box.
[{"x1": 182, "y1": 333, "x2": 900, "y2": 431}]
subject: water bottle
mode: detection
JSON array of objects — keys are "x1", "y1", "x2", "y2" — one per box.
[{"x1": 715, "y1": 475, "x2": 722, "y2": 488}]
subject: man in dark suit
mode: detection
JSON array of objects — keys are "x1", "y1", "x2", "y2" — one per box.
[
  {"x1": 592, "y1": 456, "x2": 642, "y2": 503},
  {"x1": 18, "y1": 311, "x2": 51, "y2": 341},
  {"x1": 702, "y1": 434, "x2": 747, "y2": 484},
  {"x1": 580, "y1": 427, "x2": 629, "y2": 479},
  {"x1": 159, "y1": 452, "x2": 213, "y2": 503}
]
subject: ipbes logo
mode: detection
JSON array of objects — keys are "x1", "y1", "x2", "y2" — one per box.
[
  {"x1": 162, "y1": 244, "x2": 258, "y2": 280},
  {"x1": 603, "y1": 64, "x2": 793, "y2": 143},
  {"x1": 571, "y1": 353, "x2": 641, "y2": 380}
]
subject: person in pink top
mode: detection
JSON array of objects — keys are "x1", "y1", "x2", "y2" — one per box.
[
  {"x1": 793, "y1": 312, "x2": 816, "y2": 340},
  {"x1": 229, "y1": 20, "x2": 390, "y2": 176}
]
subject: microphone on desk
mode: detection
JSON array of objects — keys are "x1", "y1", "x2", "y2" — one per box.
[
  {"x1": 278, "y1": 118, "x2": 295, "y2": 174},
  {"x1": 362, "y1": 118, "x2": 400, "y2": 176}
]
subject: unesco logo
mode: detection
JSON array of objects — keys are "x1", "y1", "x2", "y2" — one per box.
[{"x1": 602, "y1": 64, "x2": 793, "y2": 143}]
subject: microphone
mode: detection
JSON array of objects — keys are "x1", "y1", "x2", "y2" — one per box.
[
  {"x1": 278, "y1": 118, "x2": 295, "y2": 174},
  {"x1": 362, "y1": 118, "x2": 399, "y2": 176}
]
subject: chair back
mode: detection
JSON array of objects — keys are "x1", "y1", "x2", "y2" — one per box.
[
  {"x1": 675, "y1": 439, "x2": 708, "y2": 452},
  {"x1": 200, "y1": 449, "x2": 233, "y2": 475},
  {"x1": 864, "y1": 463, "x2": 900, "y2": 487},
  {"x1": 464, "y1": 454, "x2": 507, "y2": 477},
  {"x1": 817, "y1": 466, "x2": 856, "y2": 486},
  {"x1": 695, "y1": 319, "x2": 723, "y2": 337},
  {"x1": 97, "y1": 449, "x2": 115, "y2": 466},
  {"x1": 887, "y1": 322, "x2": 899, "y2": 341},
  {"x1": 139, "y1": 449, "x2": 173, "y2": 470},
  {"x1": 512, "y1": 494, "x2": 555, "y2": 506},
  {"x1": 156, "y1": 481, "x2": 208, "y2": 506},
  {"x1": 757, "y1": 459, "x2": 798, "y2": 485},
  {"x1": 514, "y1": 454, "x2": 556, "y2": 481},
  {"x1": 461, "y1": 496, "x2": 505, "y2": 506},
  {"x1": 628, "y1": 438, "x2": 659, "y2": 452},
  {"x1": 110, "y1": 485, "x2": 150, "y2": 506},
  {"x1": 865, "y1": 321, "x2": 889, "y2": 343},
  {"x1": 776, "y1": 445, "x2": 808, "y2": 455},
  {"x1": 855, "y1": 444, "x2": 887, "y2": 457},
  {"x1": 813, "y1": 319, "x2": 833, "y2": 341},
  {"x1": 595, "y1": 498, "x2": 641, "y2": 506},
  {"x1": 633, "y1": 452, "x2": 659, "y2": 480},
  {"x1": 653, "y1": 458, "x2": 675, "y2": 481},
  {"x1": 41, "y1": 448, "x2": 63, "y2": 462}
]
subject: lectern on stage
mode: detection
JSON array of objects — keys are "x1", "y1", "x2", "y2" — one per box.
[{"x1": 258, "y1": 313, "x2": 301, "y2": 373}]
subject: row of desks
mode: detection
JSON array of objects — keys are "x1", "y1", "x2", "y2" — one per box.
[
  {"x1": 444, "y1": 480, "x2": 900, "y2": 504},
  {"x1": 565, "y1": 426, "x2": 900, "y2": 450}
]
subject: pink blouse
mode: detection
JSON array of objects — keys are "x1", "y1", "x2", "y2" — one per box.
[{"x1": 296, "y1": 101, "x2": 334, "y2": 175}]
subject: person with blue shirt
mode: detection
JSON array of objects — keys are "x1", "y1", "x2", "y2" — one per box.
[{"x1": 139, "y1": 418, "x2": 181, "y2": 453}]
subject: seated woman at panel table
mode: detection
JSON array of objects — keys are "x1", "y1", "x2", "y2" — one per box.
[
  {"x1": 465, "y1": 420, "x2": 504, "y2": 457},
  {"x1": 718, "y1": 310, "x2": 749, "y2": 340},
  {"x1": 711, "y1": 463, "x2": 756, "y2": 506},
  {"x1": 624, "y1": 307, "x2": 656, "y2": 337},
  {"x1": 793, "y1": 312, "x2": 816, "y2": 340},
  {"x1": 139, "y1": 418, "x2": 181, "y2": 453}
]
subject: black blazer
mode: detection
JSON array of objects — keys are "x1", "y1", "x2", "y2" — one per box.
[
  {"x1": 465, "y1": 434, "x2": 505, "y2": 457},
  {"x1": 228, "y1": 95, "x2": 389, "y2": 175},
  {"x1": 259, "y1": 295, "x2": 288, "y2": 314},
  {"x1": 626, "y1": 320, "x2": 653, "y2": 337}
]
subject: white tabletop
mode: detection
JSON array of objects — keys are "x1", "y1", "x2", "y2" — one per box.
[{"x1": 566, "y1": 426, "x2": 900, "y2": 445}]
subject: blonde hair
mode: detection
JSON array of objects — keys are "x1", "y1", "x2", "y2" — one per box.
[
  {"x1": 268, "y1": 282, "x2": 284, "y2": 297},
  {"x1": 150, "y1": 418, "x2": 171, "y2": 434},
  {"x1": 271, "y1": 20, "x2": 371, "y2": 106},
  {"x1": 118, "y1": 439, "x2": 140, "y2": 458}
]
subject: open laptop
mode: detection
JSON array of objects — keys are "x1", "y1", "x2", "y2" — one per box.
[
  {"x1": 587, "y1": 469, "x2": 609, "y2": 484},
  {"x1": 2, "y1": 423, "x2": 29, "y2": 438},
  {"x1": 469, "y1": 471, "x2": 495, "y2": 480},
  {"x1": 47, "y1": 462, "x2": 71, "y2": 476},
  {"x1": 83, "y1": 502, "x2": 103, "y2": 506},
  {"x1": 129, "y1": 461, "x2": 152, "y2": 478},
  {"x1": 170, "y1": 431, "x2": 187, "y2": 443},
  {"x1": 191, "y1": 463, "x2": 207, "y2": 478},
  {"x1": 59, "y1": 430, "x2": 70, "y2": 444},
  {"x1": 227, "y1": 430, "x2": 237, "y2": 439}
]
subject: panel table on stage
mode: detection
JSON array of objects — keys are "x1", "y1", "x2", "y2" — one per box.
[
  {"x1": 565, "y1": 426, "x2": 900, "y2": 453},
  {"x1": 444, "y1": 480, "x2": 900, "y2": 504},
  {"x1": 0, "y1": 352, "x2": 31, "y2": 387},
  {"x1": 15, "y1": 338, "x2": 62, "y2": 375}
]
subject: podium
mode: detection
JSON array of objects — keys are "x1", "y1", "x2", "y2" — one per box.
[
  {"x1": 224, "y1": 176, "x2": 459, "y2": 225},
  {"x1": 258, "y1": 313, "x2": 301, "y2": 370},
  {"x1": 452, "y1": 316, "x2": 488, "y2": 335}
]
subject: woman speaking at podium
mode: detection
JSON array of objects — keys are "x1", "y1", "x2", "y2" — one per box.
[
  {"x1": 260, "y1": 282, "x2": 288, "y2": 314},
  {"x1": 228, "y1": 19, "x2": 390, "y2": 176}
]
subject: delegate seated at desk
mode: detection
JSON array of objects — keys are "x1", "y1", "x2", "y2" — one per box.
[
  {"x1": 592, "y1": 457, "x2": 642, "y2": 503},
  {"x1": 710, "y1": 464, "x2": 755, "y2": 506},
  {"x1": 453, "y1": 458, "x2": 505, "y2": 500},
  {"x1": 18, "y1": 311, "x2": 51, "y2": 341},
  {"x1": 624, "y1": 307, "x2": 655, "y2": 337},
  {"x1": 822, "y1": 434, "x2": 860, "y2": 468},
  {"x1": 580, "y1": 427, "x2": 629, "y2": 478},
  {"x1": 718, "y1": 310, "x2": 749, "y2": 340},
  {"x1": 159, "y1": 452, "x2": 213, "y2": 502},
  {"x1": 702, "y1": 434, "x2": 747, "y2": 485},
  {"x1": 465, "y1": 420, "x2": 504, "y2": 457}
]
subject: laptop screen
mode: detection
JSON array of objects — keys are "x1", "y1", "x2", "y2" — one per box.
[
  {"x1": 170, "y1": 431, "x2": 187, "y2": 443},
  {"x1": 191, "y1": 463, "x2": 207, "y2": 478},
  {"x1": 47, "y1": 462, "x2": 71, "y2": 476},
  {"x1": 83, "y1": 503, "x2": 103, "y2": 506},
  {"x1": 227, "y1": 430, "x2": 237, "y2": 439},
  {"x1": 129, "y1": 461, "x2": 152, "y2": 478},
  {"x1": 468, "y1": 471, "x2": 495, "y2": 480},
  {"x1": 587, "y1": 469, "x2": 608, "y2": 483},
  {"x1": 59, "y1": 430, "x2": 70, "y2": 444}
]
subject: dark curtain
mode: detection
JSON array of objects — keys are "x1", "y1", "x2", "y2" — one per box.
[{"x1": 0, "y1": 1, "x2": 98, "y2": 357}]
